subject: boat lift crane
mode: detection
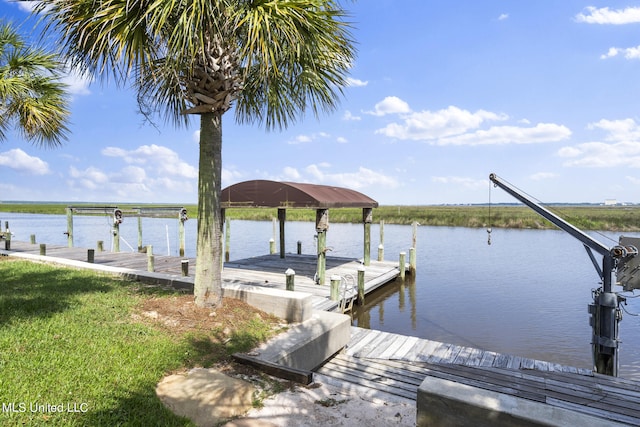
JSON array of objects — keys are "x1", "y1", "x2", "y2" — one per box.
[{"x1": 489, "y1": 173, "x2": 640, "y2": 376}]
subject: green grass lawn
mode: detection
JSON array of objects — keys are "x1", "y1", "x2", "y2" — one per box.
[{"x1": 0, "y1": 259, "x2": 280, "y2": 426}]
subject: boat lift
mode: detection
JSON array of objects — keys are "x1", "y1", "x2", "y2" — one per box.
[{"x1": 489, "y1": 173, "x2": 640, "y2": 376}]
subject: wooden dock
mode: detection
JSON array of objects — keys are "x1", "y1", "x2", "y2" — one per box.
[
  {"x1": 316, "y1": 327, "x2": 593, "y2": 402},
  {"x1": 2, "y1": 240, "x2": 403, "y2": 311},
  {"x1": 315, "y1": 327, "x2": 640, "y2": 425}
]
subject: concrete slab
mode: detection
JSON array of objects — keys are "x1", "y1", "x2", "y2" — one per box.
[
  {"x1": 251, "y1": 310, "x2": 351, "y2": 371},
  {"x1": 156, "y1": 368, "x2": 255, "y2": 427},
  {"x1": 222, "y1": 283, "x2": 313, "y2": 323},
  {"x1": 417, "y1": 375, "x2": 629, "y2": 427}
]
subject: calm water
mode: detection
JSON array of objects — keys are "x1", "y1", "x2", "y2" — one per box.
[{"x1": 3, "y1": 213, "x2": 640, "y2": 379}]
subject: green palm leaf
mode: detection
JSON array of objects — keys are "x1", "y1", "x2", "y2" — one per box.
[{"x1": 0, "y1": 20, "x2": 70, "y2": 146}]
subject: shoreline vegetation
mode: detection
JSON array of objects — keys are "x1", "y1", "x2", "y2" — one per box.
[{"x1": 2, "y1": 203, "x2": 640, "y2": 232}]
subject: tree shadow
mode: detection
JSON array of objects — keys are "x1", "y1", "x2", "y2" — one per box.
[{"x1": 0, "y1": 260, "x2": 114, "y2": 325}]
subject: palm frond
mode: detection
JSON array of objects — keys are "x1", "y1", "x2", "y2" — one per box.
[{"x1": 0, "y1": 19, "x2": 70, "y2": 146}]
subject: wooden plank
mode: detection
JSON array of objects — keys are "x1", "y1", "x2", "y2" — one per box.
[
  {"x1": 389, "y1": 335, "x2": 421, "y2": 360},
  {"x1": 426, "y1": 342, "x2": 454, "y2": 363},
  {"x1": 314, "y1": 364, "x2": 417, "y2": 400},
  {"x1": 401, "y1": 338, "x2": 431, "y2": 361},
  {"x1": 438, "y1": 344, "x2": 463, "y2": 364},
  {"x1": 547, "y1": 397, "x2": 640, "y2": 425},
  {"x1": 322, "y1": 355, "x2": 424, "y2": 387},
  {"x1": 461, "y1": 347, "x2": 485, "y2": 367},
  {"x1": 346, "y1": 329, "x2": 382, "y2": 356},
  {"x1": 355, "y1": 331, "x2": 394, "y2": 358}
]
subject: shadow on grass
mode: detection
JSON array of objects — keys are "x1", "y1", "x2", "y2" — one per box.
[
  {"x1": 185, "y1": 330, "x2": 263, "y2": 368},
  {"x1": 0, "y1": 260, "x2": 114, "y2": 325},
  {"x1": 73, "y1": 384, "x2": 196, "y2": 427}
]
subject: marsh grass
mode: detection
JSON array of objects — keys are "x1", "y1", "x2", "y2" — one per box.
[
  {"x1": 0, "y1": 259, "x2": 281, "y2": 426},
  {"x1": 3, "y1": 203, "x2": 640, "y2": 231}
]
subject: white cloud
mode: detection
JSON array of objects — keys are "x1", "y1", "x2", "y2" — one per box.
[
  {"x1": 343, "y1": 110, "x2": 361, "y2": 121},
  {"x1": 336, "y1": 136, "x2": 348, "y2": 144},
  {"x1": 101, "y1": 144, "x2": 197, "y2": 178},
  {"x1": 375, "y1": 105, "x2": 510, "y2": 142},
  {"x1": 67, "y1": 163, "x2": 198, "y2": 198},
  {"x1": 346, "y1": 77, "x2": 368, "y2": 87},
  {"x1": 366, "y1": 96, "x2": 411, "y2": 116},
  {"x1": 0, "y1": 148, "x2": 50, "y2": 175},
  {"x1": 576, "y1": 6, "x2": 640, "y2": 24},
  {"x1": 600, "y1": 46, "x2": 640, "y2": 60},
  {"x1": 498, "y1": 13, "x2": 509, "y2": 21},
  {"x1": 560, "y1": 141, "x2": 640, "y2": 167},
  {"x1": 437, "y1": 123, "x2": 571, "y2": 146},
  {"x1": 61, "y1": 64, "x2": 92, "y2": 96},
  {"x1": 303, "y1": 164, "x2": 398, "y2": 189},
  {"x1": 588, "y1": 118, "x2": 640, "y2": 141},
  {"x1": 115, "y1": 166, "x2": 147, "y2": 184},
  {"x1": 287, "y1": 132, "x2": 331, "y2": 145},
  {"x1": 221, "y1": 167, "x2": 244, "y2": 186},
  {"x1": 5, "y1": 0, "x2": 40, "y2": 12},
  {"x1": 559, "y1": 118, "x2": 640, "y2": 168},
  {"x1": 69, "y1": 166, "x2": 109, "y2": 190},
  {"x1": 282, "y1": 166, "x2": 301, "y2": 181}
]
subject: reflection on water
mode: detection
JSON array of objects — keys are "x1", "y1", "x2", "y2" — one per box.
[{"x1": 2, "y1": 213, "x2": 640, "y2": 379}]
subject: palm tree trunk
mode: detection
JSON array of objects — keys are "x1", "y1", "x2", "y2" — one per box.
[{"x1": 194, "y1": 111, "x2": 224, "y2": 308}]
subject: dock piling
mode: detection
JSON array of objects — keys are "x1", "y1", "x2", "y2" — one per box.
[
  {"x1": 316, "y1": 209, "x2": 329, "y2": 285},
  {"x1": 378, "y1": 219, "x2": 385, "y2": 261},
  {"x1": 181, "y1": 259, "x2": 189, "y2": 276},
  {"x1": 87, "y1": 249, "x2": 95, "y2": 263},
  {"x1": 399, "y1": 252, "x2": 406, "y2": 281},
  {"x1": 225, "y1": 219, "x2": 231, "y2": 262},
  {"x1": 97, "y1": 241, "x2": 104, "y2": 252},
  {"x1": 357, "y1": 266, "x2": 365, "y2": 305},
  {"x1": 147, "y1": 245, "x2": 154, "y2": 272},
  {"x1": 285, "y1": 268, "x2": 295, "y2": 291},
  {"x1": 39, "y1": 243, "x2": 46, "y2": 256},
  {"x1": 30, "y1": 234, "x2": 36, "y2": 244},
  {"x1": 278, "y1": 208, "x2": 286, "y2": 259},
  {"x1": 330, "y1": 275, "x2": 341, "y2": 301},
  {"x1": 409, "y1": 247, "x2": 416, "y2": 275},
  {"x1": 66, "y1": 208, "x2": 73, "y2": 247},
  {"x1": 363, "y1": 208, "x2": 373, "y2": 266}
]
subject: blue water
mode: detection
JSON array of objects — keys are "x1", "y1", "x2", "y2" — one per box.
[{"x1": 2, "y1": 213, "x2": 640, "y2": 379}]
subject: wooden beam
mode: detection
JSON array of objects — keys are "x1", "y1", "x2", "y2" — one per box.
[{"x1": 232, "y1": 353, "x2": 313, "y2": 384}]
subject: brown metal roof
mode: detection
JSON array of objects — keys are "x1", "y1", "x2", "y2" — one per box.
[{"x1": 221, "y1": 180, "x2": 378, "y2": 209}]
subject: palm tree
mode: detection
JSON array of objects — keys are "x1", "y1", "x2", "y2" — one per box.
[
  {"x1": 0, "y1": 20, "x2": 70, "y2": 146},
  {"x1": 38, "y1": 0, "x2": 355, "y2": 307}
]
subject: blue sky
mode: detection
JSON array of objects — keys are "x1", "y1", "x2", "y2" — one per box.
[{"x1": 3, "y1": 1, "x2": 640, "y2": 205}]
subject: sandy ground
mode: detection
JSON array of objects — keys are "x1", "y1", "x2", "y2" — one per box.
[{"x1": 225, "y1": 376, "x2": 416, "y2": 427}]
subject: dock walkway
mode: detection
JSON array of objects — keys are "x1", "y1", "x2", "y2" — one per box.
[
  {"x1": 315, "y1": 327, "x2": 640, "y2": 426},
  {"x1": 2, "y1": 240, "x2": 403, "y2": 312}
]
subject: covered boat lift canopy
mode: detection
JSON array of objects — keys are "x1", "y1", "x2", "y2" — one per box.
[{"x1": 221, "y1": 180, "x2": 379, "y2": 284}]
